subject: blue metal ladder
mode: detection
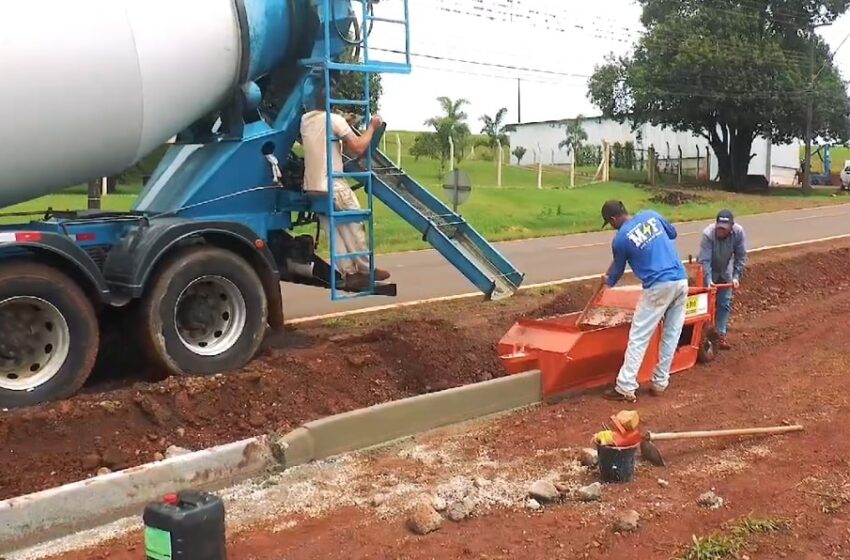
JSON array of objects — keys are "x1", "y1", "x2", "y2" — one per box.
[{"x1": 309, "y1": 0, "x2": 411, "y2": 301}]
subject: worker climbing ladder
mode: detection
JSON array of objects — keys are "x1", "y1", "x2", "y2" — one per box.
[
  {"x1": 303, "y1": 0, "x2": 412, "y2": 300},
  {"x1": 305, "y1": 0, "x2": 523, "y2": 301}
]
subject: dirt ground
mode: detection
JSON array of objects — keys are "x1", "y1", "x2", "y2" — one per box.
[
  {"x1": 1, "y1": 241, "x2": 849, "y2": 501},
  {"x1": 38, "y1": 239, "x2": 850, "y2": 559}
]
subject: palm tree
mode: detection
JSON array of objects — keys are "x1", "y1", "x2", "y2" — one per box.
[
  {"x1": 424, "y1": 97, "x2": 471, "y2": 171},
  {"x1": 558, "y1": 115, "x2": 588, "y2": 163},
  {"x1": 480, "y1": 107, "x2": 509, "y2": 149}
]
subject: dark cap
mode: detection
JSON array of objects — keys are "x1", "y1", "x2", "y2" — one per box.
[
  {"x1": 716, "y1": 209, "x2": 734, "y2": 230},
  {"x1": 601, "y1": 200, "x2": 627, "y2": 228}
]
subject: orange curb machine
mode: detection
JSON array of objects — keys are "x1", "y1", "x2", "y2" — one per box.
[{"x1": 498, "y1": 262, "x2": 725, "y2": 399}]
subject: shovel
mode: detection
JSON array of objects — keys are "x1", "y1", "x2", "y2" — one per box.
[{"x1": 640, "y1": 424, "x2": 804, "y2": 467}]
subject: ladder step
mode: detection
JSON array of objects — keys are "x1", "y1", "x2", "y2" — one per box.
[
  {"x1": 365, "y1": 15, "x2": 409, "y2": 25},
  {"x1": 329, "y1": 98, "x2": 369, "y2": 107},
  {"x1": 331, "y1": 250, "x2": 373, "y2": 260},
  {"x1": 332, "y1": 171, "x2": 372, "y2": 180},
  {"x1": 331, "y1": 209, "x2": 372, "y2": 224},
  {"x1": 326, "y1": 61, "x2": 412, "y2": 74}
]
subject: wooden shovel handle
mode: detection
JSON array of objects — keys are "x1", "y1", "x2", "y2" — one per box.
[{"x1": 647, "y1": 425, "x2": 803, "y2": 442}]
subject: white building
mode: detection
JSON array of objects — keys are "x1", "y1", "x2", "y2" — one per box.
[{"x1": 508, "y1": 115, "x2": 799, "y2": 186}]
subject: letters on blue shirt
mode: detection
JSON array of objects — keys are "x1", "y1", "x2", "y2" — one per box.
[{"x1": 607, "y1": 210, "x2": 686, "y2": 289}]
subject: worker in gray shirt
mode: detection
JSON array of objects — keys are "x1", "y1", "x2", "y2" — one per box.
[{"x1": 698, "y1": 210, "x2": 747, "y2": 349}]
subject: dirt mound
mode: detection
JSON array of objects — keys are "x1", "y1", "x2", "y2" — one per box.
[
  {"x1": 2, "y1": 240, "x2": 850, "y2": 500},
  {"x1": 649, "y1": 189, "x2": 705, "y2": 206}
]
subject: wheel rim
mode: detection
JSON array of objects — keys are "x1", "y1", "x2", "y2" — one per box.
[
  {"x1": 174, "y1": 275, "x2": 247, "y2": 357},
  {"x1": 0, "y1": 297, "x2": 71, "y2": 391}
]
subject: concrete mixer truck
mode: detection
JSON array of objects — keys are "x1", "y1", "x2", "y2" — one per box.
[{"x1": 0, "y1": 0, "x2": 523, "y2": 408}]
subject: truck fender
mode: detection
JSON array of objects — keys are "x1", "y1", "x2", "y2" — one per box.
[
  {"x1": 0, "y1": 231, "x2": 110, "y2": 303},
  {"x1": 102, "y1": 219, "x2": 284, "y2": 329}
]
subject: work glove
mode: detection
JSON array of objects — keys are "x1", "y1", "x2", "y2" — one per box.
[{"x1": 732, "y1": 278, "x2": 740, "y2": 289}]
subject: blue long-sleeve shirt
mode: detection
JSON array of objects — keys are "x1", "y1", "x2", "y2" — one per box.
[
  {"x1": 607, "y1": 210, "x2": 686, "y2": 289},
  {"x1": 698, "y1": 223, "x2": 747, "y2": 284}
]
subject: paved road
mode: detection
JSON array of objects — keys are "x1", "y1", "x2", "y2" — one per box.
[{"x1": 282, "y1": 204, "x2": 850, "y2": 319}]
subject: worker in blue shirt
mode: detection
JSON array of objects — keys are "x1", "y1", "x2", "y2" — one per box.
[{"x1": 600, "y1": 200, "x2": 688, "y2": 402}]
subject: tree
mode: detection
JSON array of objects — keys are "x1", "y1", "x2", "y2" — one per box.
[
  {"x1": 410, "y1": 132, "x2": 441, "y2": 161},
  {"x1": 513, "y1": 146, "x2": 528, "y2": 165},
  {"x1": 587, "y1": 0, "x2": 850, "y2": 191},
  {"x1": 558, "y1": 116, "x2": 589, "y2": 162},
  {"x1": 480, "y1": 108, "x2": 510, "y2": 149},
  {"x1": 424, "y1": 97, "x2": 472, "y2": 172}
]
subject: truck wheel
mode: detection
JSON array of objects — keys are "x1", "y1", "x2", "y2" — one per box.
[
  {"x1": 697, "y1": 326, "x2": 718, "y2": 364},
  {"x1": 0, "y1": 262, "x2": 98, "y2": 408},
  {"x1": 141, "y1": 246, "x2": 268, "y2": 376}
]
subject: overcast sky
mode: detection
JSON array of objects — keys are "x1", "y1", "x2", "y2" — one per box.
[{"x1": 369, "y1": 0, "x2": 850, "y2": 132}]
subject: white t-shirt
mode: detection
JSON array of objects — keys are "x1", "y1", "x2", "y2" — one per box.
[{"x1": 300, "y1": 110, "x2": 353, "y2": 193}]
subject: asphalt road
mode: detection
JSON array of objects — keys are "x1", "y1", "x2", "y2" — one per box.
[{"x1": 282, "y1": 203, "x2": 850, "y2": 319}]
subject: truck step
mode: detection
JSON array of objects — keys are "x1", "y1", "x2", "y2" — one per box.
[{"x1": 345, "y1": 153, "x2": 524, "y2": 300}]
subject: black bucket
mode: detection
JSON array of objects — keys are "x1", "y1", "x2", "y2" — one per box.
[{"x1": 596, "y1": 443, "x2": 638, "y2": 483}]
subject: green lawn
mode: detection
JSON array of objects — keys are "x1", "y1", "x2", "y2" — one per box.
[{"x1": 2, "y1": 136, "x2": 847, "y2": 254}]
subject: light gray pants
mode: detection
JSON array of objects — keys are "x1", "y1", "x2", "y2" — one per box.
[
  {"x1": 315, "y1": 185, "x2": 370, "y2": 277},
  {"x1": 616, "y1": 279, "x2": 689, "y2": 393}
]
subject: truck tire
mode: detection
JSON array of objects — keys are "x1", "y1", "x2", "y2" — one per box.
[
  {"x1": 697, "y1": 326, "x2": 718, "y2": 364},
  {"x1": 140, "y1": 246, "x2": 268, "y2": 377},
  {"x1": 0, "y1": 261, "x2": 99, "y2": 408}
]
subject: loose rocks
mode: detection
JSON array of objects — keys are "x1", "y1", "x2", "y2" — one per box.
[
  {"x1": 529, "y1": 480, "x2": 560, "y2": 503},
  {"x1": 613, "y1": 510, "x2": 640, "y2": 533},
  {"x1": 577, "y1": 482, "x2": 602, "y2": 502},
  {"x1": 407, "y1": 503, "x2": 443, "y2": 535},
  {"x1": 447, "y1": 498, "x2": 475, "y2": 522},
  {"x1": 697, "y1": 491, "x2": 725, "y2": 510}
]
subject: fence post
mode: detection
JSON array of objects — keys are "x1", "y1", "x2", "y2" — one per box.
[
  {"x1": 537, "y1": 160, "x2": 543, "y2": 189},
  {"x1": 696, "y1": 145, "x2": 702, "y2": 182},
  {"x1": 605, "y1": 142, "x2": 611, "y2": 182},
  {"x1": 497, "y1": 139, "x2": 503, "y2": 188},
  {"x1": 449, "y1": 136, "x2": 455, "y2": 172},
  {"x1": 677, "y1": 146, "x2": 683, "y2": 185},
  {"x1": 648, "y1": 146, "x2": 656, "y2": 185},
  {"x1": 396, "y1": 134, "x2": 402, "y2": 167},
  {"x1": 705, "y1": 146, "x2": 711, "y2": 182},
  {"x1": 570, "y1": 149, "x2": 576, "y2": 189}
]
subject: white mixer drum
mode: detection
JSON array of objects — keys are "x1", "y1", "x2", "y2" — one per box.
[{"x1": 0, "y1": 0, "x2": 243, "y2": 208}]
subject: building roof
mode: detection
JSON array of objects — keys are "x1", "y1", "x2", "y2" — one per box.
[{"x1": 505, "y1": 114, "x2": 609, "y2": 129}]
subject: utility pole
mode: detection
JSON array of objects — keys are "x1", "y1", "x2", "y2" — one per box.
[
  {"x1": 517, "y1": 78, "x2": 522, "y2": 123},
  {"x1": 803, "y1": 24, "x2": 815, "y2": 195}
]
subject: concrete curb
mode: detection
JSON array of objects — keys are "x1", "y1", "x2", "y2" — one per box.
[
  {"x1": 0, "y1": 436, "x2": 272, "y2": 553},
  {"x1": 273, "y1": 370, "x2": 542, "y2": 467},
  {"x1": 1, "y1": 371, "x2": 542, "y2": 553}
]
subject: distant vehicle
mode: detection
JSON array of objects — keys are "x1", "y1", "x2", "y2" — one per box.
[{"x1": 840, "y1": 161, "x2": 850, "y2": 190}]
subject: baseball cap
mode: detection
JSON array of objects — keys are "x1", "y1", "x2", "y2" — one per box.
[
  {"x1": 601, "y1": 200, "x2": 627, "y2": 228},
  {"x1": 716, "y1": 209, "x2": 734, "y2": 230}
]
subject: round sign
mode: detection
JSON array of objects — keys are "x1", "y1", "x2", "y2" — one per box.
[{"x1": 442, "y1": 169, "x2": 472, "y2": 210}]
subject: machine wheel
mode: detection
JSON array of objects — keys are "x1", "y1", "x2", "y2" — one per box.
[
  {"x1": 0, "y1": 261, "x2": 99, "y2": 408},
  {"x1": 140, "y1": 246, "x2": 268, "y2": 377},
  {"x1": 697, "y1": 326, "x2": 719, "y2": 364}
]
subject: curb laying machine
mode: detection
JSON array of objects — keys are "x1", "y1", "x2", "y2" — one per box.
[
  {"x1": 0, "y1": 0, "x2": 523, "y2": 408},
  {"x1": 499, "y1": 261, "x2": 724, "y2": 399}
]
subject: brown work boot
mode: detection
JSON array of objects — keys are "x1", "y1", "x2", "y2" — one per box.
[
  {"x1": 602, "y1": 386, "x2": 637, "y2": 403},
  {"x1": 717, "y1": 334, "x2": 731, "y2": 350},
  {"x1": 344, "y1": 273, "x2": 370, "y2": 291},
  {"x1": 374, "y1": 268, "x2": 391, "y2": 281}
]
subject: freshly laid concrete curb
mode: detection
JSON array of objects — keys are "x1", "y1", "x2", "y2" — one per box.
[
  {"x1": 0, "y1": 437, "x2": 272, "y2": 552},
  {"x1": 0, "y1": 371, "x2": 542, "y2": 553},
  {"x1": 273, "y1": 370, "x2": 542, "y2": 467}
]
